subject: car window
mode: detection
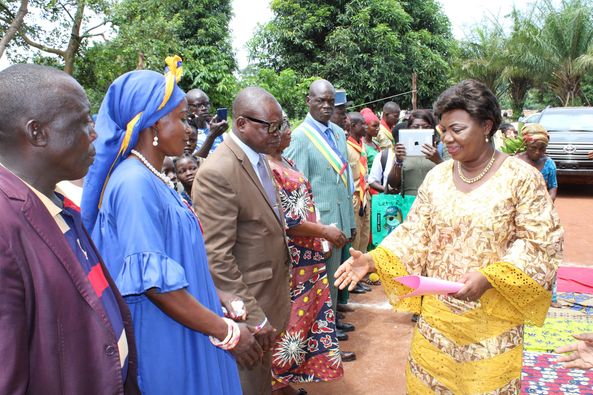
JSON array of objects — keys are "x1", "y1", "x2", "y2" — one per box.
[{"x1": 539, "y1": 112, "x2": 593, "y2": 132}]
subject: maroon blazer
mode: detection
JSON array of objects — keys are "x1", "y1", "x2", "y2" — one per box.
[{"x1": 0, "y1": 167, "x2": 139, "y2": 395}]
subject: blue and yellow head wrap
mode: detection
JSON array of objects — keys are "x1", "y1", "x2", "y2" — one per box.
[{"x1": 81, "y1": 56, "x2": 186, "y2": 231}]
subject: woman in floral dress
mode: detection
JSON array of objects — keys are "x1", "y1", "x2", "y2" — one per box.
[{"x1": 268, "y1": 115, "x2": 345, "y2": 395}]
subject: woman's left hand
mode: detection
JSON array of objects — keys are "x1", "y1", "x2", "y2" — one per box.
[
  {"x1": 217, "y1": 289, "x2": 247, "y2": 320},
  {"x1": 421, "y1": 144, "x2": 442, "y2": 164},
  {"x1": 453, "y1": 271, "x2": 493, "y2": 302}
]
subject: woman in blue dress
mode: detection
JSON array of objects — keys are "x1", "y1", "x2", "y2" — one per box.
[{"x1": 81, "y1": 59, "x2": 260, "y2": 394}]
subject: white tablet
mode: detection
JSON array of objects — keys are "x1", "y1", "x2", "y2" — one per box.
[{"x1": 398, "y1": 129, "x2": 434, "y2": 157}]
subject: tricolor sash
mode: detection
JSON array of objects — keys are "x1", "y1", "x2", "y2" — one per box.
[
  {"x1": 301, "y1": 123, "x2": 349, "y2": 188},
  {"x1": 347, "y1": 136, "x2": 369, "y2": 207},
  {"x1": 379, "y1": 122, "x2": 394, "y2": 145}
]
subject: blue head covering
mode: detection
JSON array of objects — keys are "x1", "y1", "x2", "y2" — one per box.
[{"x1": 82, "y1": 61, "x2": 186, "y2": 232}]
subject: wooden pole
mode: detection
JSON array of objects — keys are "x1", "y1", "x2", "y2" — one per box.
[{"x1": 412, "y1": 72, "x2": 417, "y2": 110}]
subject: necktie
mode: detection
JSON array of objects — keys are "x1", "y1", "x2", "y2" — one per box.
[
  {"x1": 257, "y1": 156, "x2": 280, "y2": 220},
  {"x1": 324, "y1": 128, "x2": 340, "y2": 155}
]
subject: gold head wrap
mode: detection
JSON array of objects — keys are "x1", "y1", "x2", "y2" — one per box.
[{"x1": 522, "y1": 123, "x2": 549, "y2": 144}]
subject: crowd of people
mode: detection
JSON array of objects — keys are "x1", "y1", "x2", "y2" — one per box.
[{"x1": 1, "y1": 57, "x2": 591, "y2": 395}]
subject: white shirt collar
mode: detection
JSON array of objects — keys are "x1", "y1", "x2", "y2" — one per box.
[
  {"x1": 230, "y1": 131, "x2": 263, "y2": 169},
  {"x1": 306, "y1": 113, "x2": 332, "y2": 132}
]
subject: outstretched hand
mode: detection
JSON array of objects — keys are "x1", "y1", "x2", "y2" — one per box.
[
  {"x1": 556, "y1": 332, "x2": 593, "y2": 370},
  {"x1": 334, "y1": 248, "x2": 373, "y2": 291}
]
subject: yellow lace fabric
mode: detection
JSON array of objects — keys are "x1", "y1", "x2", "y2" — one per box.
[
  {"x1": 480, "y1": 261, "x2": 552, "y2": 326},
  {"x1": 369, "y1": 247, "x2": 421, "y2": 313},
  {"x1": 371, "y1": 157, "x2": 563, "y2": 393}
]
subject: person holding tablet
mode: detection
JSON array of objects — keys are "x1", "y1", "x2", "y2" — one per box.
[{"x1": 385, "y1": 109, "x2": 443, "y2": 198}]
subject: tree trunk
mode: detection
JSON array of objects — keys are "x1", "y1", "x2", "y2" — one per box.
[
  {"x1": 510, "y1": 76, "x2": 531, "y2": 121},
  {"x1": 0, "y1": 0, "x2": 29, "y2": 59},
  {"x1": 62, "y1": 0, "x2": 85, "y2": 75}
]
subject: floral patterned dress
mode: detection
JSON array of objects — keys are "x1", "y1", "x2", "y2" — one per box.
[{"x1": 269, "y1": 158, "x2": 343, "y2": 388}]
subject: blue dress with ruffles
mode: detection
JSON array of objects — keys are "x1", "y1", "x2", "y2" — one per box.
[{"x1": 92, "y1": 158, "x2": 241, "y2": 394}]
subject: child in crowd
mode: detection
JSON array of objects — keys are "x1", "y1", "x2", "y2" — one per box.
[{"x1": 174, "y1": 154, "x2": 198, "y2": 205}]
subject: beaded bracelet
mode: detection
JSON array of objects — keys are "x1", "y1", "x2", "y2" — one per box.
[{"x1": 209, "y1": 318, "x2": 241, "y2": 350}]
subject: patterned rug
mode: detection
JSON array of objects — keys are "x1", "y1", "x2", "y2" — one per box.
[
  {"x1": 521, "y1": 351, "x2": 593, "y2": 394},
  {"x1": 521, "y1": 273, "x2": 593, "y2": 393}
]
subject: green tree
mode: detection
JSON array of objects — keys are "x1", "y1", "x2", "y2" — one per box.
[
  {"x1": 240, "y1": 67, "x2": 318, "y2": 120},
  {"x1": 501, "y1": 8, "x2": 537, "y2": 119},
  {"x1": 76, "y1": 0, "x2": 237, "y2": 111},
  {"x1": 0, "y1": 0, "x2": 29, "y2": 58},
  {"x1": 455, "y1": 24, "x2": 507, "y2": 98},
  {"x1": 248, "y1": 0, "x2": 455, "y2": 109},
  {"x1": 1, "y1": 0, "x2": 111, "y2": 74},
  {"x1": 514, "y1": 0, "x2": 593, "y2": 106}
]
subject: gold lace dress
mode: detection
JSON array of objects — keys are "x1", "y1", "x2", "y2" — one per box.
[{"x1": 370, "y1": 157, "x2": 563, "y2": 394}]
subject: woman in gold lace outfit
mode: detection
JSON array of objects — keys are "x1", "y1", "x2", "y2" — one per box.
[{"x1": 335, "y1": 80, "x2": 563, "y2": 394}]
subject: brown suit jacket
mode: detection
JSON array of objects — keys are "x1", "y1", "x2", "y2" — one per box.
[{"x1": 192, "y1": 137, "x2": 290, "y2": 331}]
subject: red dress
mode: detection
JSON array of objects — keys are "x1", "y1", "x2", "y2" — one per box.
[{"x1": 269, "y1": 158, "x2": 344, "y2": 388}]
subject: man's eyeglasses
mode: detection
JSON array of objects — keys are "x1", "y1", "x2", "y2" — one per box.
[
  {"x1": 280, "y1": 119, "x2": 291, "y2": 133},
  {"x1": 241, "y1": 115, "x2": 282, "y2": 134}
]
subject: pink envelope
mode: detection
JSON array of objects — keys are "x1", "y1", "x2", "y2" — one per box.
[{"x1": 394, "y1": 275, "x2": 464, "y2": 298}]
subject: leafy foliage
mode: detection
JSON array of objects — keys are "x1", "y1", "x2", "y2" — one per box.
[
  {"x1": 75, "y1": 0, "x2": 237, "y2": 112},
  {"x1": 239, "y1": 67, "x2": 318, "y2": 120},
  {"x1": 248, "y1": 0, "x2": 455, "y2": 110},
  {"x1": 2, "y1": 0, "x2": 112, "y2": 73},
  {"x1": 456, "y1": 0, "x2": 593, "y2": 114}
]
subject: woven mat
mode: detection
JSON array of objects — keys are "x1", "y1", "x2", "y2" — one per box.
[
  {"x1": 521, "y1": 351, "x2": 593, "y2": 394},
  {"x1": 524, "y1": 317, "x2": 593, "y2": 353},
  {"x1": 546, "y1": 307, "x2": 589, "y2": 320}
]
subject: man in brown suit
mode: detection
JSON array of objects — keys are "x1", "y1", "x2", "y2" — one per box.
[{"x1": 192, "y1": 87, "x2": 290, "y2": 395}]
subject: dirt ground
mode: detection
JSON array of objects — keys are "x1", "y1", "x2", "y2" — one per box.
[{"x1": 299, "y1": 184, "x2": 593, "y2": 395}]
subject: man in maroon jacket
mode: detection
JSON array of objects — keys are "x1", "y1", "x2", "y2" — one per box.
[{"x1": 0, "y1": 64, "x2": 139, "y2": 394}]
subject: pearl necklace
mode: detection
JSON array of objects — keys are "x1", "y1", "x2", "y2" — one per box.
[
  {"x1": 130, "y1": 149, "x2": 174, "y2": 188},
  {"x1": 457, "y1": 150, "x2": 497, "y2": 184}
]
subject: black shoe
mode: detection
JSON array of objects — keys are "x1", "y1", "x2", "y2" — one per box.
[
  {"x1": 336, "y1": 329, "x2": 349, "y2": 341},
  {"x1": 341, "y1": 351, "x2": 357, "y2": 362},
  {"x1": 350, "y1": 283, "x2": 367, "y2": 294},
  {"x1": 337, "y1": 303, "x2": 355, "y2": 313},
  {"x1": 337, "y1": 320, "x2": 355, "y2": 332},
  {"x1": 359, "y1": 282, "x2": 372, "y2": 292}
]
